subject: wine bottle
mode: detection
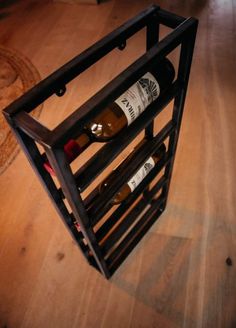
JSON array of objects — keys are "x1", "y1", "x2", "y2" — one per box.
[
  {"x1": 85, "y1": 58, "x2": 175, "y2": 140},
  {"x1": 44, "y1": 58, "x2": 174, "y2": 174},
  {"x1": 99, "y1": 143, "x2": 166, "y2": 204}
]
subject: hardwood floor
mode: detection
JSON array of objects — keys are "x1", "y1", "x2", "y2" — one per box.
[{"x1": 0, "y1": 0, "x2": 236, "y2": 327}]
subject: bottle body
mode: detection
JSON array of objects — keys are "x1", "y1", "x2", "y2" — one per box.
[
  {"x1": 100, "y1": 143, "x2": 166, "y2": 204},
  {"x1": 85, "y1": 58, "x2": 175, "y2": 140}
]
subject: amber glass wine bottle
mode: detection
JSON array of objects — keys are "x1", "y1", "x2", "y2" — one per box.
[
  {"x1": 85, "y1": 58, "x2": 175, "y2": 140},
  {"x1": 44, "y1": 58, "x2": 174, "y2": 174},
  {"x1": 99, "y1": 143, "x2": 166, "y2": 204}
]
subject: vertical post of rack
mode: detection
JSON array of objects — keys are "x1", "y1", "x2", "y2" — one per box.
[
  {"x1": 3, "y1": 115, "x2": 91, "y2": 264},
  {"x1": 145, "y1": 6, "x2": 160, "y2": 140},
  {"x1": 161, "y1": 23, "x2": 198, "y2": 210},
  {"x1": 143, "y1": 7, "x2": 160, "y2": 200},
  {"x1": 44, "y1": 145, "x2": 111, "y2": 278}
]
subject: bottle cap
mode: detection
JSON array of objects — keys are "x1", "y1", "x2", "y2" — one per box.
[
  {"x1": 43, "y1": 161, "x2": 56, "y2": 176},
  {"x1": 64, "y1": 139, "x2": 82, "y2": 162},
  {"x1": 89, "y1": 123, "x2": 103, "y2": 137}
]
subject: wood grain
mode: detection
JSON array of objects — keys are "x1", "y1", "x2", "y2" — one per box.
[{"x1": 0, "y1": 0, "x2": 236, "y2": 327}]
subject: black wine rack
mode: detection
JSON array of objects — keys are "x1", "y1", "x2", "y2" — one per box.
[{"x1": 3, "y1": 5, "x2": 198, "y2": 279}]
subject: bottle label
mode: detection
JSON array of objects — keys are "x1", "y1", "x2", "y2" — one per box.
[
  {"x1": 127, "y1": 156, "x2": 155, "y2": 192},
  {"x1": 115, "y1": 72, "x2": 160, "y2": 125}
]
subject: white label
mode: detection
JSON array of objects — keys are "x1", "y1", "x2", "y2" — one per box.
[
  {"x1": 115, "y1": 72, "x2": 160, "y2": 125},
  {"x1": 127, "y1": 156, "x2": 155, "y2": 192}
]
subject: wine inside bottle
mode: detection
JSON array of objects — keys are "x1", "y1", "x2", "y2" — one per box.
[
  {"x1": 99, "y1": 143, "x2": 166, "y2": 204},
  {"x1": 44, "y1": 58, "x2": 174, "y2": 175}
]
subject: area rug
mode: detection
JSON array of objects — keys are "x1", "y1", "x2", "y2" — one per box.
[{"x1": 0, "y1": 45, "x2": 42, "y2": 175}]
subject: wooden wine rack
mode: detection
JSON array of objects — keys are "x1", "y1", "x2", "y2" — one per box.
[{"x1": 3, "y1": 5, "x2": 198, "y2": 279}]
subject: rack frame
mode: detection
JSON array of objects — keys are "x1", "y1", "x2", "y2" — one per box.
[{"x1": 3, "y1": 5, "x2": 198, "y2": 278}]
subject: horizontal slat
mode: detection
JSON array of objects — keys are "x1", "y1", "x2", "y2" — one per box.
[
  {"x1": 109, "y1": 208, "x2": 163, "y2": 275},
  {"x1": 95, "y1": 175, "x2": 167, "y2": 242},
  {"x1": 100, "y1": 177, "x2": 167, "y2": 255},
  {"x1": 101, "y1": 196, "x2": 151, "y2": 256},
  {"x1": 107, "y1": 197, "x2": 165, "y2": 272}
]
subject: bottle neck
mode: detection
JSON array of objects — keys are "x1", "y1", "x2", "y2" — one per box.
[
  {"x1": 152, "y1": 144, "x2": 166, "y2": 163},
  {"x1": 75, "y1": 133, "x2": 91, "y2": 148},
  {"x1": 64, "y1": 133, "x2": 91, "y2": 162}
]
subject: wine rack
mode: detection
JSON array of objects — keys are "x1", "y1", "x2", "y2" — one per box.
[{"x1": 3, "y1": 5, "x2": 198, "y2": 279}]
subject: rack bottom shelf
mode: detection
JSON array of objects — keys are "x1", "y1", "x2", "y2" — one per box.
[
  {"x1": 108, "y1": 196, "x2": 165, "y2": 275},
  {"x1": 87, "y1": 194, "x2": 166, "y2": 277}
]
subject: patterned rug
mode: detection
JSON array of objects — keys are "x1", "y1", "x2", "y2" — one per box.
[{"x1": 0, "y1": 45, "x2": 42, "y2": 175}]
